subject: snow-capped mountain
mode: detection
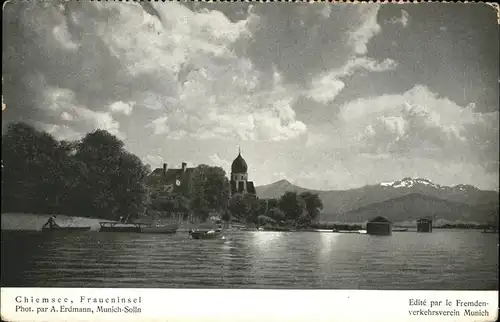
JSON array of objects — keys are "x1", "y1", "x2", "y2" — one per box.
[
  {"x1": 255, "y1": 177, "x2": 499, "y2": 223},
  {"x1": 378, "y1": 177, "x2": 483, "y2": 193},
  {"x1": 376, "y1": 177, "x2": 493, "y2": 205},
  {"x1": 379, "y1": 177, "x2": 441, "y2": 189}
]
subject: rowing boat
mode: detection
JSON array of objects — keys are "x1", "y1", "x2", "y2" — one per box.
[
  {"x1": 99, "y1": 222, "x2": 179, "y2": 234},
  {"x1": 332, "y1": 229, "x2": 362, "y2": 234},
  {"x1": 140, "y1": 224, "x2": 178, "y2": 234},
  {"x1": 99, "y1": 222, "x2": 142, "y2": 233},
  {"x1": 189, "y1": 228, "x2": 222, "y2": 240}
]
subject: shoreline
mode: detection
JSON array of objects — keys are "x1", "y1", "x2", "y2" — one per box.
[
  {"x1": 0, "y1": 213, "x2": 210, "y2": 232},
  {"x1": 1, "y1": 213, "x2": 494, "y2": 233}
]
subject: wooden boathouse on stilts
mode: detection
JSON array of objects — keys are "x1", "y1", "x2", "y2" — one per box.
[
  {"x1": 366, "y1": 216, "x2": 392, "y2": 236},
  {"x1": 416, "y1": 216, "x2": 433, "y2": 233}
]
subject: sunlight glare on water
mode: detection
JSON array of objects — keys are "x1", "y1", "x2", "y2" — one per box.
[{"x1": 1, "y1": 230, "x2": 498, "y2": 289}]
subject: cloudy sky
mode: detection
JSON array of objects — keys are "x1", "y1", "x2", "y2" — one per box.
[{"x1": 2, "y1": 2, "x2": 499, "y2": 190}]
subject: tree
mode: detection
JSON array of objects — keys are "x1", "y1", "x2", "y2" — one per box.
[
  {"x1": 229, "y1": 195, "x2": 248, "y2": 220},
  {"x1": 173, "y1": 194, "x2": 190, "y2": 214},
  {"x1": 295, "y1": 213, "x2": 313, "y2": 229},
  {"x1": 268, "y1": 207, "x2": 285, "y2": 225},
  {"x1": 278, "y1": 191, "x2": 305, "y2": 222},
  {"x1": 266, "y1": 198, "x2": 279, "y2": 210},
  {"x1": 299, "y1": 192, "x2": 323, "y2": 224},
  {"x1": 2, "y1": 123, "x2": 151, "y2": 222},
  {"x1": 221, "y1": 211, "x2": 231, "y2": 222},
  {"x1": 72, "y1": 130, "x2": 150, "y2": 221},
  {"x1": 151, "y1": 196, "x2": 176, "y2": 214},
  {"x1": 190, "y1": 165, "x2": 230, "y2": 220},
  {"x1": 229, "y1": 194, "x2": 260, "y2": 224},
  {"x1": 258, "y1": 215, "x2": 276, "y2": 226},
  {"x1": 1, "y1": 122, "x2": 68, "y2": 213},
  {"x1": 258, "y1": 199, "x2": 269, "y2": 216}
]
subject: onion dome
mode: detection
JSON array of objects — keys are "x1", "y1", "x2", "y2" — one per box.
[{"x1": 231, "y1": 152, "x2": 248, "y2": 173}]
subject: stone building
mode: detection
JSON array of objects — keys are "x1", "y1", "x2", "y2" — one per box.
[
  {"x1": 147, "y1": 162, "x2": 196, "y2": 222},
  {"x1": 148, "y1": 162, "x2": 194, "y2": 197}
]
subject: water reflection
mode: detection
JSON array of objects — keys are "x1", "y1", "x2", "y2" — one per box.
[
  {"x1": 220, "y1": 237, "x2": 255, "y2": 287},
  {"x1": 318, "y1": 232, "x2": 339, "y2": 262},
  {"x1": 250, "y1": 231, "x2": 284, "y2": 253},
  {"x1": 1, "y1": 230, "x2": 498, "y2": 289}
]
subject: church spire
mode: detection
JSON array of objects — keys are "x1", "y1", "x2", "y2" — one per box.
[{"x1": 231, "y1": 146, "x2": 248, "y2": 173}]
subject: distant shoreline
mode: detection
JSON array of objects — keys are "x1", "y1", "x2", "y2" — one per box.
[
  {"x1": 1, "y1": 213, "x2": 494, "y2": 232},
  {"x1": 0, "y1": 213, "x2": 206, "y2": 232}
]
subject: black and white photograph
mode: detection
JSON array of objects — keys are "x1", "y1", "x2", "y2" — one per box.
[{"x1": 1, "y1": 0, "x2": 499, "y2": 296}]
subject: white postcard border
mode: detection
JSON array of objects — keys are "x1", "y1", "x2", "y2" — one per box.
[{"x1": 1, "y1": 288, "x2": 498, "y2": 322}]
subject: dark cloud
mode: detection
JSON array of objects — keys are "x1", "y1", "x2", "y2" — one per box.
[
  {"x1": 180, "y1": 1, "x2": 251, "y2": 22},
  {"x1": 3, "y1": 1, "x2": 123, "y2": 122},
  {"x1": 231, "y1": 4, "x2": 365, "y2": 85},
  {"x1": 362, "y1": 3, "x2": 499, "y2": 113},
  {"x1": 2, "y1": 2, "x2": 498, "y2": 190}
]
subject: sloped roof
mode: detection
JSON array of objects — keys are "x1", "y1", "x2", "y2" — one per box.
[
  {"x1": 247, "y1": 182, "x2": 256, "y2": 194},
  {"x1": 230, "y1": 180, "x2": 256, "y2": 195},
  {"x1": 368, "y1": 216, "x2": 391, "y2": 223},
  {"x1": 149, "y1": 167, "x2": 194, "y2": 185},
  {"x1": 151, "y1": 168, "x2": 164, "y2": 176}
]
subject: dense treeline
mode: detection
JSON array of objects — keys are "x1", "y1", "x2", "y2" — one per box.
[
  {"x1": 1, "y1": 122, "x2": 233, "y2": 223},
  {"x1": 2, "y1": 122, "x2": 324, "y2": 227},
  {"x1": 309, "y1": 223, "x2": 363, "y2": 231},
  {"x1": 2, "y1": 122, "x2": 150, "y2": 221},
  {"x1": 435, "y1": 223, "x2": 497, "y2": 229},
  {"x1": 228, "y1": 191, "x2": 324, "y2": 229}
]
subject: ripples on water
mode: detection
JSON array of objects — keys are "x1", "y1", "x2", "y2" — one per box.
[{"x1": 1, "y1": 230, "x2": 498, "y2": 289}]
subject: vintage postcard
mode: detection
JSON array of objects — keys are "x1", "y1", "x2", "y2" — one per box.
[{"x1": 1, "y1": 0, "x2": 498, "y2": 321}]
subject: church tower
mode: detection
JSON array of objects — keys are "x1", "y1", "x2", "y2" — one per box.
[{"x1": 230, "y1": 148, "x2": 256, "y2": 196}]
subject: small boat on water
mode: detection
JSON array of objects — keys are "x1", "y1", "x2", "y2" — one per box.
[
  {"x1": 99, "y1": 222, "x2": 142, "y2": 233},
  {"x1": 140, "y1": 224, "x2": 178, "y2": 234},
  {"x1": 42, "y1": 226, "x2": 91, "y2": 232},
  {"x1": 99, "y1": 222, "x2": 178, "y2": 234},
  {"x1": 189, "y1": 228, "x2": 222, "y2": 240},
  {"x1": 481, "y1": 229, "x2": 499, "y2": 234},
  {"x1": 393, "y1": 228, "x2": 409, "y2": 232},
  {"x1": 332, "y1": 229, "x2": 362, "y2": 234},
  {"x1": 261, "y1": 227, "x2": 292, "y2": 232}
]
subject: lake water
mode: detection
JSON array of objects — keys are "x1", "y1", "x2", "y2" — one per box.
[{"x1": 1, "y1": 229, "x2": 498, "y2": 289}]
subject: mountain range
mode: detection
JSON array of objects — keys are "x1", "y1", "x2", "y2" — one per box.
[{"x1": 255, "y1": 177, "x2": 499, "y2": 224}]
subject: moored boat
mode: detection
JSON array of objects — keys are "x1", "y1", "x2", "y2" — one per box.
[
  {"x1": 240, "y1": 227, "x2": 257, "y2": 231},
  {"x1": 313, "y1": 229, "x2": 333, "y2": 232},
  {"x1": 99, "y1": 221, "x2": 179, "y2": 234},
  {"x1": 261, "y1": 227, "x2": 292, "y2": 232},
  {"x1": 99, "y1": 222, "x2": 142, "y2": 233},
  {"x1": 141, "y1": 224, "x2": 178, "y2": 234},
  {"x1": 332, "y1": 230, "x2": 362, "y2": 234},
  {"x1": 189, "y1": 228, "x2": 222, "y2": 240},
  {"x1": 393, "y1": 228, "x2": 409, "y2": 232},
  {"x1": 481, "y1": 229, "x2": 499, "y2": 234},
  {"x1": 42, "y1": 226, "x2": 91, "y2": 232}
]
